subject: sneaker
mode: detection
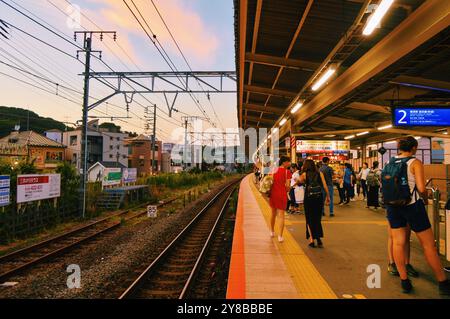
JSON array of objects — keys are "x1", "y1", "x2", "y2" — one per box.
[
  {"x1": 406, "y1": 264, "x2": 419, "y2": 278},
  {"x1": 329, "y1": 214, "x2": 335, "y2": 217},
  {"x1": 439, "y1": 280, "x2": 450, "y2": 295},
  {"x1": 270, "y1": 231, "x2": 275, "y2": 238},
  {"x1": 444, "y1": 266, "x2": 450, "y2": 273},
  {"x1": 388, "y1": 263, "x2": 399, "y2": 276},
  {"x1": 401, "y1": 279, "x2": 413, "y2": 294},
  {"x1": 278, "y1": 236, "x2": 284, "y2": 243}
]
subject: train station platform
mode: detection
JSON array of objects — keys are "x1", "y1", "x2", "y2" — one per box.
[{"x1": 227, "y1": 175, "x2": 449, "y2": 299}]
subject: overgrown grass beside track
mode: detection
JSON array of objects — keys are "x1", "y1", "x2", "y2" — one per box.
[{"x1": 142, "y1": 170, "x2": 225, "y2": 189}]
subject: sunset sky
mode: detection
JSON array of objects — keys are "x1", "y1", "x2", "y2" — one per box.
[{"x1": 0, "y1": 0, "x2": 237, "y2": 143}]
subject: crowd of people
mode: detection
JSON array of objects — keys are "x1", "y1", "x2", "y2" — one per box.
[{"x1": 254, "y1": 136, "x2": 450, "y2": 295}]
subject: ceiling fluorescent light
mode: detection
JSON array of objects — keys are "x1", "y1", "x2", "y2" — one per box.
[
  {"x1": 363, "y1": 0, "x2": 394, "y2": 36},
  {"x1": 344, "y1": 135, "x2": 355, "y2": 140},
  {"x1": 291, "y1": 101, "x2": 303, "y2": 114},
  {"x1": 324, "y1": 134, "x2": 336, "y2": 138},
  {"x1": 385, "y1": 140, "x2": 396, "y2": 145},
  {"x1": 356, "y1": 131, "x2": 369, "y2": 136},
  {"x1": 377, "y1": 124, "x2": 392, "y2": 130},
  {"x1": 279, "y1": 118, "x2": 287, "y2": 126},
  {"x1": 272, "y1": 127, "x2": 279, "y2": 134},
  {"x1": 312, "y1": 68, "x2": 336, "y2": 91}
]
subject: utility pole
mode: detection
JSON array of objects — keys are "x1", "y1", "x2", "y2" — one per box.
[
  {"x1": 183, "y1": 118, "x2": 188, "y2": 170},
  {"x1": 144, "y1": 104, "x2": 157, "y2": 174},
  {"x1": 79, "y1": 36, "x2": 92, "y2": 220},
  {"x1": 75, "y1": 31, "x2": 116, "y2": 219}
]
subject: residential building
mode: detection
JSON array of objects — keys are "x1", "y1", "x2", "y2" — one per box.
[
  {"x1": 45, "y1": 129, "x2": 63, "y2": 144},
  {"x1": 125, "y1": 134, "x2": 162, "y2": 175},
  {"x1": 0, "y1": 130, "x2": 65, "y2": 170},
  {"x1": 62, "y1": 120, "x2": 128, "y2": 172},
  {"x1": 87, "y1": 161, "x2": 126, "y2": 183}
]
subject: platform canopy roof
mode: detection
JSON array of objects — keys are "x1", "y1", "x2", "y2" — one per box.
[{"x1": 235, "y1": 0, "x2": 450, "y2": 145}]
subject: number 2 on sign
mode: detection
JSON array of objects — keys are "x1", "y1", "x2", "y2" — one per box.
[{"x1": 398, "y1": 110, "x2": 408, "y2": 124}]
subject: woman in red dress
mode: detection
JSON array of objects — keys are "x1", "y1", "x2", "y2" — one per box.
[{"x1": 269, "y1": 156, "x2": 292, "y2": 242}]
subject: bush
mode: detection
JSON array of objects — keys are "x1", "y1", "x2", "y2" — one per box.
[{"x1": 145, "y1": 171, "x2": 224, "y2": 189}]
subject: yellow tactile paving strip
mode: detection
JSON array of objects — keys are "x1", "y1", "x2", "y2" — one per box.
[
  {"x1": 249, "y1": 177, "x2": 337, "y2": 299},
  {"x1": 290, "y1": 220, "x2": 388, "y2": 226},
  {"x1": 240, "y1": 176, "x2": 299, "y2": 299}
]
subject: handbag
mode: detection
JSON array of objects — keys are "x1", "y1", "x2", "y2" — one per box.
[
  {"x1": 259, "y1": 174, "x2": 273, "y2": 194},
  {"x1": 294, "y1": 186, "x2": 305, "y2": 204}
]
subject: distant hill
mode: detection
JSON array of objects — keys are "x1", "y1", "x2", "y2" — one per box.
[{"x1": 0, "y1": 106, "x2": 69, "y2": 138}]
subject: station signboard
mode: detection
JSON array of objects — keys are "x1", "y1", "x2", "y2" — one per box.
[
  {"x1": 393, "y1": 107, "x2": 450, "y2": 127},
  {"x1": 102, "y1": 168, "x2": 122, "y2": 187},
  {"x1": 0, "y1": 175, "x2": 10, "y2": 207},
  {"x1": 122, "y1": 168, "x2": 137, "y2": 183},
  {"x1": 296, "y1": 140, "x2": 350, "y2": 154},
  {"x1": 17, "y1": 174, "x2": 61, "y2": 203}
]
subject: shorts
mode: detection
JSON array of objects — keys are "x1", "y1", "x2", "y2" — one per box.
[{"x1": 386, "y1": 199, "x2": 431, "y2": 233}]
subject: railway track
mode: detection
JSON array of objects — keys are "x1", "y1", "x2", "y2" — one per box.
[
  {"x1": 119, "y1": 180, "x2": 239, "y2": 299},
  {"x1": 0, "y1": 197, "x2": 178, "y2": 283}
]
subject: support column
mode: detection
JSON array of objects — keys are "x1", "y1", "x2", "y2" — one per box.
[{"x1": 444, "y1": 128, "x2": 450, "y2": 164}]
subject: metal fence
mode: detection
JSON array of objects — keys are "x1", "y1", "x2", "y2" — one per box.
[
  {"x1": 0, "y1": 198, "x2": 80, "y2": 244},
  {"x1": 426, "y1": 178, "x2": 450, "y2": 258}
]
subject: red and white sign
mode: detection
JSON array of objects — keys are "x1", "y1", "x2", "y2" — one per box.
[{"x1": 17, "y1": 174, "x2": 61, "y2": 203}]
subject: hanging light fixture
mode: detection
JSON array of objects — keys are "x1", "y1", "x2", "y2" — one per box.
[
  {"x1": 312, "y1": 67, "x2": 336, "y2": 91},
  {"x1": 363, "y1": 0, "x2": 395, "y2": 36}
]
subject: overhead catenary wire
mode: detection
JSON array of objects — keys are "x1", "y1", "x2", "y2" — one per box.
[
  {"x1": 149, "y1": 0, "x2": 225, "y2": 131},
  {"x1": 123, "y1": 0, "x2": 214, "y2": 126},
  {"x1": 0, "y1": 14, "x2": 182, "y2": 130},
  {"x1": 1, "y1": 0, "x2": 185, "y2": 139}
]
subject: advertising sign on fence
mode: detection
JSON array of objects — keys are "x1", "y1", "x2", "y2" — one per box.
[
  {"x1": 0, "y1": 175, "x2": 10, "y2": 207},
  {"x1": 102, "y1": 168, "x2": 122, "y2": 187},
  {"x1": 122, "y1": 168, "x2": 137, "y2": 183},
  {"x1": 17, "y1": 174, "x2": 61, "y2": 203}
]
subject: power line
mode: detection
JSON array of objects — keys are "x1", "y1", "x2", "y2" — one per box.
[
  {"x1": 1, "y1": 18, "x2": 177, "y2": 130},
  {"x1": 123, "y1": 0, "x2": 213, "y2": 124},
  {"x1": 149, "y1": 0, "x2": 224, "y2": 130},
  {"x1": 1, "y1": 0, "x2": 184, "y2": 135}
]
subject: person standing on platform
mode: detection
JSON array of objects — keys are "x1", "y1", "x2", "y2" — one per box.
[
  {"x1": 269, "y1": 156, "x2": 292, "y2": 243},
  {"x1": 366, "y1": 161, "x2": 381, "y2": 209},
  {"x1": 320, "y1": 157, "x2": 335, "y2": 217},
  {"x1": 287, "y1": 163, "x2": 300, "y2": 214},
  {"x1": 358, "y1": 163, "x2": 371, "y2": 201},
  {"x1": 299, "y1": 159, "x2": 330, "y2": 248},
  {"x1": 383, "y1": 136, "x2": 449, "y2": 295},
  {"x1": 336, "y1": 163, "x2": 346, "y2": 205},
  {"x1": 343, "y1": 163, "x2": 354, "y2": 204}
]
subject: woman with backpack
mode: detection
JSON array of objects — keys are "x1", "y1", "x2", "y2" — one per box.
[
  {"x1": 366, "y1": 161, "x2": 381, "y2": 209},
  {"x1": 383, "y1": 136, "x2": 449, "y2": 295},
  {"x1": 269, "y1": 156, "x2": 292, "y2": 243},
  {"x1": 298, "y1": 159, "x2": 330, "y2": 248}
]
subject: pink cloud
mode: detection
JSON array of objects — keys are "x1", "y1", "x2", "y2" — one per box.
[{"x1": 84, "y1": 0, "x2": 219, "y2": 67}]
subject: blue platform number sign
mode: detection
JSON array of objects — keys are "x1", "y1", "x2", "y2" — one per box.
[
  {"x1": 0, "y1": 175, "x2": 10, "y2": 207},
  {"x1": 394, "y1": 107, "x2": 450, "y2": 127}
]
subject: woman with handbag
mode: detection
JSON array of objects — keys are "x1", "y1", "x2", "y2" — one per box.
[
  {"x1": 299, "y1": 159, "x2": 330, "y2": 248},
  {"x1": 269, "y1": 156, "x2": 292, "y2": 243}
]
